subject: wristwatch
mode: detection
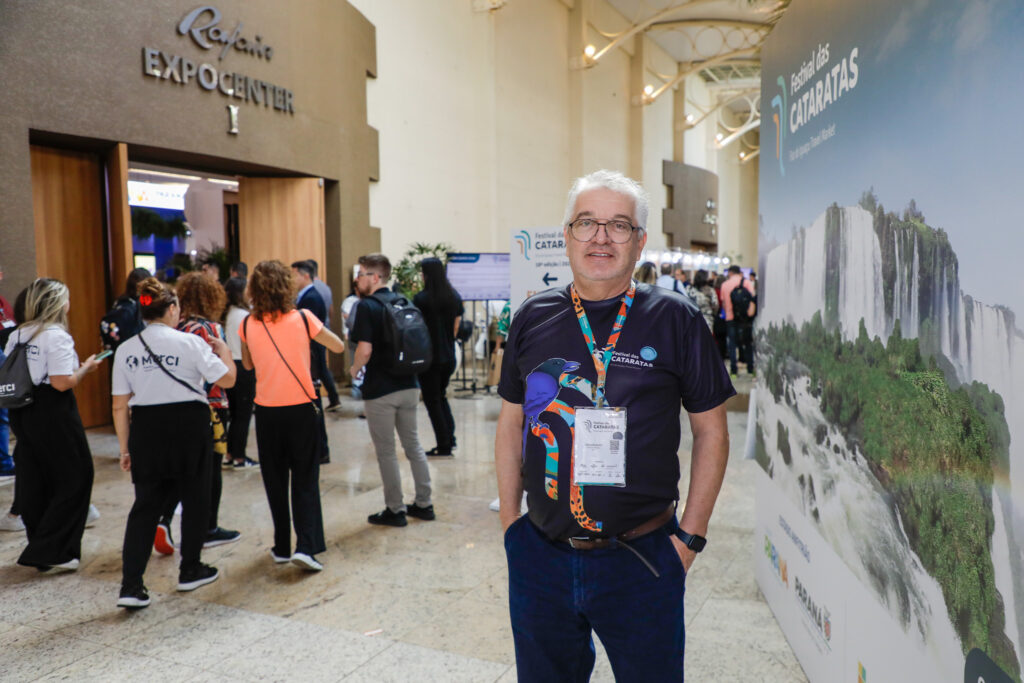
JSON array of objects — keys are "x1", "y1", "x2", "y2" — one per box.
[{"x1": 673, "y1": 529, "x2": 707, "y2": 552}]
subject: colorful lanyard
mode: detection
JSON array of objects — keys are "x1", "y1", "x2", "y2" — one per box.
[{"x1": 569, "y1": 280, "x2": 637, "y2": 408}]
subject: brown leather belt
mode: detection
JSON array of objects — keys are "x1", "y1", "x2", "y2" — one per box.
[{"x1": 560, "y1": 505, "x2": 675, "y2": 550}]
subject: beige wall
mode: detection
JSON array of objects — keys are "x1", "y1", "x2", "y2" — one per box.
[
  {"x1": 0, "y1": 0, "x2": 377, "y2": 313},
  {"x1": 350, "y1": 0, "x2": 761, "y2": 265}
]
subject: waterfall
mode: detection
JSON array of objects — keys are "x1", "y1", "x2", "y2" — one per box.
[
  {"x1": 909, "y1": 234, "x2": 919, "y2": 339},
  {"x1": 764, "y1": 203, "x2": 1024, "y2": 671}
]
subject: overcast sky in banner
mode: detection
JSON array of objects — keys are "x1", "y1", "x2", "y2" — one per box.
[{"x1": 759, "y1": 0, "x2": 1024, "y2": 310}]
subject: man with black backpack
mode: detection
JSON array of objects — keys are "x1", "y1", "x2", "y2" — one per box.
[
  {"x1": 349, "y1": 253, "x2": 435, "y2": 528},
  {"x1": 721, "y1": 265, "x2": 756, "y2": 378}
]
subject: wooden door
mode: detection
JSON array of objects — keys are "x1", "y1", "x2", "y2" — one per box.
[
  {"x1": 30, "y1": 145, "x2": 110, "y2": 427},
  {"x1": 238, "y1": 177, "x2": 326, "y2": 280}
]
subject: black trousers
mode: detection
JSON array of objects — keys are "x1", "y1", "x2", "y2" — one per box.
[
  {"x1": 160, "y1": 406, "x2": 224, "y2": 530},
  {"x1": 225, "y1": 360, "x2": 255, "y2": 460},
  {"x1": 9, "y1": 384, "x2": 93, "y2": 567},
  {"x1": 122, "y1": 466, "x2": 211, "y2": 584},
  {"x1": 419, "y1": 360, "x2": 456, "y2": 451},
  {"x1": 313, "y1": 344, "x2": 339, "y2": 406},
  {"x1": 122, "y1": 402, "x2": 214, "y2": 584},
  {"x1": 254, "y1": 403, "x2": 325, "y2": 556}
]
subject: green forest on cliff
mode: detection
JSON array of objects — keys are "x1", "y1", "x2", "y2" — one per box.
[{"x1": 760, "y1": 313, "x2": 1019, "y2": 679}]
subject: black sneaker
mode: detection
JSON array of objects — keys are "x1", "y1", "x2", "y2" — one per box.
[
  {"x1": 406, "y1": 503, "x2": 436, "y2": 521},
  {"x1": 233, "y1": 456, "x2": 260, "y2": 469},
  {"x1": 177, "y1": 563, "x2": 220, "y2": 591},
  {"x1": 117, "y1": 583, "x2": 151, "y2": 609},
  {"x1": 203, "y1": 527, "x2": 241, "y2": 548},
  {"x1": 425, "y1": 447, "x2": 453, "y2": 457},
  {"x1": 368, "y1": 508, "x2": 408, "y2": 527}
]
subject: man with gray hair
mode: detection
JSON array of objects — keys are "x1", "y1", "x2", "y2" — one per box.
[{"x1": 495, "y1": 169, "x2": 734, "y2": 680}]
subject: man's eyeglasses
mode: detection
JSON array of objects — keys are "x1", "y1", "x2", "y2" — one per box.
[
  {"x1": 568, "y1": 218, "x2": 642, "y2": 244},
  {"x1": 357, "y1": 271, "x2": 378, "y2": 279}
]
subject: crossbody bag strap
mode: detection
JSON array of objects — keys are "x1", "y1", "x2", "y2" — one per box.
[
  {"x1": 138, "y1": 331, "x2": 205, "y2": 397},
  {"x1": 260, "y1": 312, "x2": 320, "y2": 415}
]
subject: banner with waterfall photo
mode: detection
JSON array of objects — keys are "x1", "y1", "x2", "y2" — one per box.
[{"x1": 756, "y1": 1, "x2": 1024, "y2": 681}]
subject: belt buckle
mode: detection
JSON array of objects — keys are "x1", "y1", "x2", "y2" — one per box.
[{"x1": 568, "y1": 536, "x2": 591, "y2": 549}]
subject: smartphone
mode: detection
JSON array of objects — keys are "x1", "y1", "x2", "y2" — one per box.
[{"x1": 95, "y1": 349, "x2": 113, "y2": 361}]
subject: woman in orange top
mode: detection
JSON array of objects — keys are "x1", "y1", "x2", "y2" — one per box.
[{"x1": 239, "y1": 261, "x2": 343, "y2": 572}]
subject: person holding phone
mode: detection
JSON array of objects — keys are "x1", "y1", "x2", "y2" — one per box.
[
  {"x1": 3, "y1": 278, "x2": 103, "y2": 573},
  {"x1": 111, "y1": 278, "x2": 236, "y2": 608}
]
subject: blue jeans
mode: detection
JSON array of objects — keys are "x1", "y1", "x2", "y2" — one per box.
[
  {"x1": 726, "y1": 320, "x2": 753, "y2": 375},
  {"x1": 0, "y1": 408, "x2": 11, "y2": 469},
  {"x1": 505, "y1": 516, "x2": 686, "y2": 682}
]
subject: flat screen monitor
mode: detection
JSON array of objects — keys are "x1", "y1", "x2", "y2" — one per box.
[{"x1": 446, "y1": 253, "x2": 511, "y2": 301}]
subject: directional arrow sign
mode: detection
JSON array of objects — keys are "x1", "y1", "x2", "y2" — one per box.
[{"x1": 510, "y1": 227, "x2": 573, "y2": 314}]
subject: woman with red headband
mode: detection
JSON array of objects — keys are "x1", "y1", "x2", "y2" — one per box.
[{"x1": 111, "y1": 278, "x2": 236, "y2": 609}]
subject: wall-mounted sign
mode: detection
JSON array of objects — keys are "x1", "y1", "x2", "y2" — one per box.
[
  {"x1": 141, "y1": 5, "x2": 295, "y2": 135},
  {"x1": 178, "y1": 6, "x2": 273, "y2": 61},
  {"x1": 127, "y1": 180, "x2": 188, "y2": 211}
]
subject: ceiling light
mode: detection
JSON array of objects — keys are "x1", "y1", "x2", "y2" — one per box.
[
  {"x1": 685, "y1": 113, "x2": 694, "y2": 124},
  {"x1": 584, "y1": 44, "x2": 596, "y2": 58},
  {"x1": 129, "y1": 168, "x2": 202, "y2": 181},
  {"x1": 643, "y1": 85, "x2": 655, "y2": 96},
  {"x1": 715, "y1": 133, "x2": 724, "y2": 142}
]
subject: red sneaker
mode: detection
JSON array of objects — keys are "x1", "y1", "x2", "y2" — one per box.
[{"x1": 154, "y1": 522, "x2": 175, "y2": 555}]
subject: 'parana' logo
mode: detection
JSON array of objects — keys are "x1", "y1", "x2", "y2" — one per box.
[
  {"x1": 795, "y1": 576, "x2": 832, "y2": 647},
  {"x1": 770, "y1": 75, "x2": 787, "y2": 177}
]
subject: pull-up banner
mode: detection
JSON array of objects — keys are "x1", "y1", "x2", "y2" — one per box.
[{"x1": 757, "y1": 2, "x2": 1024, "y2": 681}]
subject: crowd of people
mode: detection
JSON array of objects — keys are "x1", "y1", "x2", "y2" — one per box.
[
  {"x1": 634, "y1": 259, "x2": 757, "y2": 379},
  {"x1": 0, "y1": 252, "x2": 466, "y2": 609}
]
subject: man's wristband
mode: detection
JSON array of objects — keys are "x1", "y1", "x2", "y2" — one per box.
[{"x1": 673, "y1": 528, "x2": 707, "y2": 553}]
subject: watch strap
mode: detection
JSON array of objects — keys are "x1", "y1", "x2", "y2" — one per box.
[{"x1": 674, "y1": 528, "x2": 707, "y2": 552}]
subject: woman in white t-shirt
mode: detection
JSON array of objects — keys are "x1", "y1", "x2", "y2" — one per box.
[
  {"x1": 3, "y1": 278, "x2": 102, "y2": 573},
  {"x1": 111, "y1": 278, "x2": 236, "y2": 609}
]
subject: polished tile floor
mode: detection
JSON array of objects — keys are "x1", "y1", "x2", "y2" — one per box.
[{"x1": 0, "y1": 382, "x2": 807, "y2": 682}]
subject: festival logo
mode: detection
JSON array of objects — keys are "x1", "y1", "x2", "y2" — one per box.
[
  {"x1": 514, "y1": 230, "x2": 532, "y2": 261},
  {"x1": 770, "y1": 75, "x2": 787, "y2": 176}
]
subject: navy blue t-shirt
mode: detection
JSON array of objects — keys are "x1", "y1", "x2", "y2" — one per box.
[{"x1": 498, "y1": 282, "x2": 735, "y2": 539}]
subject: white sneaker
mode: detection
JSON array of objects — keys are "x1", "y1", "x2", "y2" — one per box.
[
  {"x1": 85, "y1": 504, "x2": 100, "y2": 528},
  {"x1": 270, "y1": 549, "x2": 291, "y2": 564},
  {"x1": 291, "y1": 552, "x2": 323, "y2": 571},
  {"x1": 42, "y1": 558, "x2": 79, "y2": 574},
  {"x1": 0, "y1": 514, "x2": 24, "y2": 532}
]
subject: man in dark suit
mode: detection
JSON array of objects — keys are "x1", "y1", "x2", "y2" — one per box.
[
  {"x1": 305, "y1": 259, "x2": 340, "y2": 411},
  {"x1": 292, "y1": 261, "x2": 330, "y2": 463}
]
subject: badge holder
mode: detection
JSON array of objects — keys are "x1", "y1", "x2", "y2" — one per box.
[{"x1": 573, "y1": 406, "x2": 627, "y2": 487}]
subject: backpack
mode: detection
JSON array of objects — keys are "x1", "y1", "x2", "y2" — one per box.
[
  {"x1": 730, "y1": 282, "x2": 755, "y2": 322},
  {"x1": 371, "y1": 291, "x2": 433, "y2": 376},
  {"x1": 0, "y1": 329, "x2": 38, "y2": 408},
  {"x1": 100, "y1": 296, "x2": 143, "y2": 350}
]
